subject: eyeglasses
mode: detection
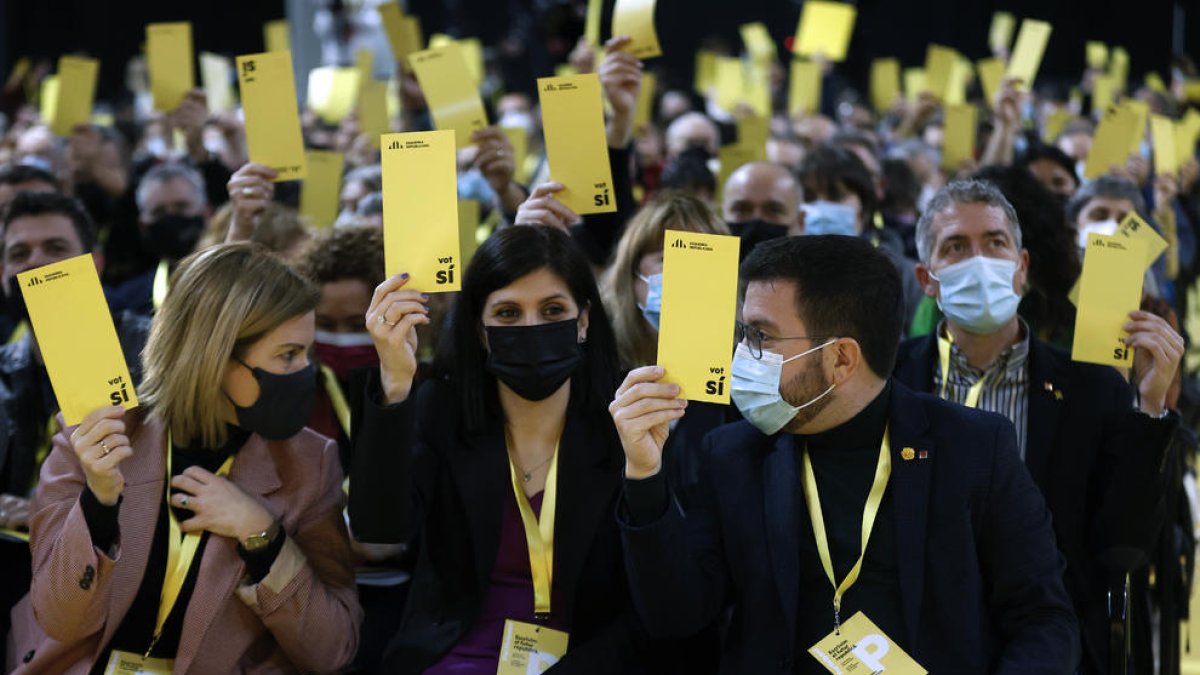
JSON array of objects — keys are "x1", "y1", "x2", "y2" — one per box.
[{"x1": 734, "y1": 320, "x2": 832, "y2": 360}]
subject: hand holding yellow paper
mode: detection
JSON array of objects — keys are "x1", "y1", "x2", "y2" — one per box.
[
  {"x1": 381, "y1": 130, "x2": 460, "y2": 291},
  {"x1": 299, "y1": 150, "x2": 345, "y2": 229},
  {"x1": 1005, "y1": 19, "x2": 1052, "y2": 89},
  {"x1": 612, "y1": 0, "x2": 662, "y2": 59},
  {"x1": 1068, "y1": 212, "x2": 1165, "y2": 305},
  {"x1": 50, "y1": 56, "x2": 99, "y2": 137},
  {"x1": 657, "y1": 232, "x2": 740, "y2": 403},
  {"x1": 409, "y1": 44, "x2": 488, "y2": 147},
  {"x1": 1072, "y1": 233, "x2": 1146, "y2": 366},
  {"x1": 538, "y1": 74, "x2": 618, "y2": 215},
  {"x1": 236, "y1": 51, "x2": 307, "y2": 181},
  {"x1": 870, "y1": 58, "x2": 900, "y2": 113},
  {"x1": 792, "y1": 1, "x2": 857, "y2": 62},
  {"x1": 19, "y1": 255, "x2": 138, "y2": 425},
  {"x1": 147, "y1": 22, "x2": 194, "y2": 112}
]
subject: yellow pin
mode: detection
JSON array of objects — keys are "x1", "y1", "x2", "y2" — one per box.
[{"x1": 901, "y1": 447, "x2": 916, "y2": 461}]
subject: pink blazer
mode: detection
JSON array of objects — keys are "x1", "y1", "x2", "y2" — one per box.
[{"x1": 6, "y1": 410, "x2": 362, "y2": 674}]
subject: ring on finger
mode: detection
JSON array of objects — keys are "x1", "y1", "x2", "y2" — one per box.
[
  {"x1": 378, "y1": 315, "x2": 398, "y2": 327},
  {"x1": 99, "y1": 439, "x2": 111, "y2": 457},
  {"x1": 241, "y1": 186, "x2": 255, "y2": 196},
  {"x1": 180, "y1": 494, "x2": 190, "y2": 508}
]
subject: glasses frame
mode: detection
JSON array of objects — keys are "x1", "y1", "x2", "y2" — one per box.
[{"x1": 734, "y1": 320, "x2": 832, "y2": 360}]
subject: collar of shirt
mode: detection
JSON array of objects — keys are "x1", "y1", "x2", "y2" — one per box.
[{"x1": 938, "y1": 319, "x2": 1031, "y2": 386}]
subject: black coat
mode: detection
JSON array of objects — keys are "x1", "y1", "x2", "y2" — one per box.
[
  {"x1": 618, "y1": 380, "x2": 1080, "y2": 674},
  {"x1": 894, "y1": 335, "x2": 1177, "y2": 673},
  {"x1": 348, "y1": 375, "x2": 649, "y2": 674}
]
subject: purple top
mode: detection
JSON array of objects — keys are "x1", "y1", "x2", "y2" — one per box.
[{"x1": 426, "y1": 487, "x2": 571, "y2": 673}]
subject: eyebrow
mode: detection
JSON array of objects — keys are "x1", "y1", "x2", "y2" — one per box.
[
  {"x1": 489, "y1": 293, "x2": 569, "y2": 306},
  {"x1": 277, "y1": 343, "x2": 308, "y2": 351},
  {"x1": 747, "y1": 318, "x2": 781, "y2": 334}
]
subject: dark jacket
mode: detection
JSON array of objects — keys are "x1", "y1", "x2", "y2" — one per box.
[
  {"x1": 348, "y1": 375, "x2": 650, "y2": 674},
  {"x1": 893, "y1": 335, "x2": 1178, "y2": 674},
  {"x1": 618, "y1": 380, "x2": 1079, "y2": 674}
]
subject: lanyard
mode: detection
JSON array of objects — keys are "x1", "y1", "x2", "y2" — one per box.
[
  {"x1": 506, "y1": 442, "x2": 560, "y2": 618},
  {"x1": 937, "y1": 332, "x2": 989, "y2": 409},
  {"x1": 800, "y1": 425, "x2": 891, "y2": 634},
  {"x1": 30, "y1": 414, "x2": 58, "y2": 492},
  {"x1": 319, "y1": 364, "x2": 352, "y2": 439},
  {"x1": 6, "y1": 320, "x2": 28, "y2": 345},
  {"x1": 148, "y1": 432, "x2": 234, "y2": 657},
  {"x1": 152, "y1": 260, "x2": 171, "y2": 311}
]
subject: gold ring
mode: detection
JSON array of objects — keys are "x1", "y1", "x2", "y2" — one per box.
[
  {"x1": 99, "y1": 440, "x2": 111, "y2": 456},
  {"x1": 241, "y1": 186, "x2": 255, "y2": 196}
]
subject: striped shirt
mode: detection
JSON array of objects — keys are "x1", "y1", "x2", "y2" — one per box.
[{"x1": 932, "y1": 322, "x2": 1032, "y2": 459}]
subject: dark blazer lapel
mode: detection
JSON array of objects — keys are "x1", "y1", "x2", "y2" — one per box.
[
  {"x1": 886, "y1": 383, "x2": 934, "y2": 650},
  {"x1": 448, "y1": 423, "x2": 509, "y2": 594},
  {"x1": 895, "y1": 336, "x2": 939, "y2": 395},
  {"x1": 762, "y1": 432, "x2": 799, "y2": 652},
  {"x1": 1024, "y1": 340, "x2": 1065, "y2": 494}
]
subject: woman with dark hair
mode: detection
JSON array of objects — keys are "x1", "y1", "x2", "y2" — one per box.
[{"x1": 348, "y1": 225, "x2": 648, "y2": 673}]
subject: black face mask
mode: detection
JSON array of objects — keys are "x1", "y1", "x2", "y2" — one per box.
[
  {"x1": 232, "y1": 360, "x2": 317, "y2": 440},
  {"x1": 3, "y1": 276, "x2": 27, "y2": 323},
  {"x1": 484, "y1": 319, "x2": 584, "y2": 402},
  {"x1": 728, "y1": 219, "x2": 789, "y2": 261},
  {"x1": 144, "y1": 214, "x2": 205, "y2": 260}
]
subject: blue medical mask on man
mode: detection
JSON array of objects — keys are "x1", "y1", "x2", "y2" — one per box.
[
  {"x1": 802, "y1": 201, "x2": 858, "y2": 237},
  {"x1": 637, "y1": 273, "x2": 663, "y2": 329},
  {"x1": 731, "y1": 340, "x2": 837, "y2": 435},
  {"x1": 929, "y1": 256, "x2": 1022, "y2": 335}
]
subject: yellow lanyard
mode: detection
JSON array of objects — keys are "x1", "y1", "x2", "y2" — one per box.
[
  {"x1": 506, "y1": 442, "x2": 560, "y2": 618},
  {"x1": 6, "y1": 320, "x2": 28, "y2": 345},
  {"x1": 800, "y1": 426, "x2": 891, "y2": 634},
  {"x1": 30, "y1": 414, "x2": 58, "y2": 492},
  {"x1": 152, "y1": 260, "x2": 170, "y2": 311},
  {"x1": 319, "y1": 364, "x2": 352, "y2": 439},
  {"x1": 149, "y1": 432, "x2": 234, "y2": 657},
  {"x1": 937, "y1": 332, "x2": 989, "y2": 409}
]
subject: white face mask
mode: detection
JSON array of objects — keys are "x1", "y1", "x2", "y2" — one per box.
[
  {"x1": 929, "y1": 256, "x2": 1022, "y2": 335},
  {"x1": 1076, "y1": 219, "x2": 1119, "y2": 249},
  {"x1": 731, "y1": 340, "x2": 837, "y2": 436}
]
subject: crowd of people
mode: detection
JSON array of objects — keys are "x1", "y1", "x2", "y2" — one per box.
[{"x1": 0, "y1": 1, "x2": 1198, "y2": 673}]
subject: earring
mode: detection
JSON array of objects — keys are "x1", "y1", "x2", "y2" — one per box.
[{"x1": 579, "y1": 334, "x2": 588, "y2": 344}]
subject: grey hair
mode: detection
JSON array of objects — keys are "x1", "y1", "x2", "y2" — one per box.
[
  {"x1": 356, "y1": 191, "x2": 384, "y2": 216},
  {"x1": 1065, "y1": 175, "x2": 1149, "y2": 229},
  {"x1": 915, "y1": 180, "x2": 1022, "y2": 265},
  {"x1": 136, "y1": 162, "x2": 207, "y2": 214}
]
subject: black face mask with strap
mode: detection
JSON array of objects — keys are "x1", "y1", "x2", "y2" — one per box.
[{"x1": 484, "y1": 318, "x2": 583, "y2": 402}]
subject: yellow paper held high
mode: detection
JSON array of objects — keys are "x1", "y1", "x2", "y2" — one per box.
[
  {"x1": 1042, "y1": 108, "x2": 1070, "y2": 143},
  {"x1": 740, "y1": 23, "x2": 775, "y2": 64},
  {"x1": 458, "y1": 199, "x2": 482, "y2": 266},
  {"x1": 40, "y1": 76, "x2": 59, "y2": 126},
  {"x1": 612, "y1": 0, "x2": 662, "y2": 59},
  {"x1": 147, "y1": 22, "x2": 194, "y2": 112},
  {"x1": 19, "y1": 255, "x2": 138, "y2": 425},
  {"x1": 236, "y1": 51, "x2": 307, "y2": 181},
  {"x1": 1122, "y1": 100, "x2": 1150, "y2": 156},
  {"x1": 585, "y1": 0, "x2": 604, "y2": 48},
  {"x1": 988, "y1": 12, "x2": 1016, "y2": 54},
  {"x1": 793, "y1": 1, "x2": 856, "y2": 62},
  {"x1": 299, "y1": 151, "x2": 344, "y2": 229},
  {"x1": 870, "y1": 58, "x2": 900, "y2": 113},
  {"x1": 358, "y1": 79, "x2": 389, "y2": 149},
  {"x1": 409, "y1": 44, "x2": 488, "y2": 147},
  {"x1": 538, "y1": 74, "x2": 618, "y2": 215},
  {"x1": 1091, "y1": 74, "x2": 1116, "y2": 113},
  {"x1": 903, "y1": 68, "x2": 925, "y2": 104},
  {"x1": 1006, "y1": 19, "x2": 1052, "y2": 89},
  {"x1": 1083, "y1": 104, "x2": 1137, "y2": 180},
  {"x1": 378, "y1": 4, "x2": 423, "y2": 70},
  {"x1": 1072, "y1": 233, "x2": 1146, "y2": 367},
  {"x1": 717, "y1": 144, "x2": 759, "y2": 203},
  {"x1": 51, "y1": 56, "x2": 99, "y2": 137},
  {"x1": 736, "y1": 115, "x2": 769, "y2": 162},
  {"x1": 500, "y1": 126, "x2": 530, "y2": 183},
  {"x1": 945, "y1": 58, "x2": 971, "y2": 106},
  {"x1": 976, "y1": 57, "x2": 1004, "y2": 105},
  {"x1": 1110, "y1": 46, "x2": 1130, "y2": 91},
  {"x1": 634, "y1": 72, "x2": 657, "y2": 130},
  {"x1": 307, "y1": 67, "x2": 361, "y2": 124},
  {"x1": 942, "y1": 105, "x2": 977, "y2": 170},
  {"x1": 200, "y1": 52, "x2": 235, "y2": 113},
  {"x1": 1067, "y1": 212, "x2": 1167, "y2": 306},
  {"x1": 1086, "y1": 41, "x2": 1108, "y2": 69},
  {"x1": 264, "y1": 19, "x2": 289, "y2": 53},
  {"x1": 657, "y1": 232, "x2": 740, "y2": 404},
  {"x1": 381, "y1": 130, "x2": 460, "y2": 291},
  {"x1": 923, "y1": 45, "x2": 956, "y2": 101},
  {"x1": 1176, "y1": 110, "x2": 1200, "y2": 166},
  {"x1": 694, "y1": 50, "x2": 717, "y2": 96},
  {"x1": 1151, "y1": 114, "x2": 1177, "y2": 175},
  {"x1": 788, "y1": 59, "x2": 821, "y2": 116}
]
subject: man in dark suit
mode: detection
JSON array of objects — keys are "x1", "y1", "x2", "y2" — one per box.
[
  {"x1": 610, "y1": 234, "x2": 1079, "y2": 673},
  {"x1": 892, "y1": 180, "x2": 1183, "y2": 674}
]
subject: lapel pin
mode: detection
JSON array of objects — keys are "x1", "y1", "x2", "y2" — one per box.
[
  {"x1": 901, "y1": 447, "x2": 915, "y2": 461},
  {"x1": 918, "y1": 450, "x2": 929, "y2": 460},
  {"x1": 1043, "y1": 381, "x2": 1054, "y2": 392},
  {"x1": 1054, "y1": 390, "x2": 1064, "y2": 401}
]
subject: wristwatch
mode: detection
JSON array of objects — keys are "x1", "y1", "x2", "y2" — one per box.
[{"x1": 242, "y1": 520, "x2": 281, "y2": 552}]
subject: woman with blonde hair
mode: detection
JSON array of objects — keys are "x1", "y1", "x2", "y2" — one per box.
[{"x1": 9, "y1": 243, "x2": 361, "y2": 674}]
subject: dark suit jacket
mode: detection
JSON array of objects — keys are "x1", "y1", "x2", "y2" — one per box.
[
  {"x1": 894, "y1": 335, "x2": 1176, "y2": 673},
  {"x1": 619, "y1": 380, "x2": 1079, "y2": 674},
  {"x1": 349, "y1": 375, "x2": 649, "y2": 674}
]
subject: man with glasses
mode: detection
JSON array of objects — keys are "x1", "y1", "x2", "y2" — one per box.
[{"x1": 609, "y1": 234, "x2": 1078, "y2": 673}]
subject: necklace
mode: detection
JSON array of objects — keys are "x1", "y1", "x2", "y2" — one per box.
[{"x1": 510, "y1": 452, "x2": 554, "y2": 482}]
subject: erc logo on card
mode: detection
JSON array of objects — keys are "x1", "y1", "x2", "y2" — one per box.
[
  {"x1": 387, "y1": 139, "x2": 432, "y2": 151},
  {"x1": 670, "y1": 237, "x2": 715, "y2": 253},
  {"x1": 26, "y1": 270, "x2": 69, "y2": 287}
]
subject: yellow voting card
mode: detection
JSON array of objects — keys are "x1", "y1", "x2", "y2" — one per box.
[
  {"x1": 40, "y1": 76, "x2": 59, "y2": 126},
  {"x1": 1043, "y1": 108, "x2": 1071, "y2": 143},
  {"x1": 199, "y1": 52, "x2": 235, "y2": 113},
  {"x1": 1123, "y1": 100, "x2": 1149, "y2": 156},
  {"x1": 409, "y1": 44, "x2": 488, "y2": 147},
  {"x1": 381, "y1": 130, "x2": 460, "y2": 291},
  {"x1": 237, "y1": 51, "x2": 306, "y2": 181},
  {"x1": 585, "y1": 0, "x2": 603, "y2": 48},
  {"x1": 1177, "y1": 110, "x2": 1200, "y2": 166},
  {"x1": 793, "y1": 1, "x2": 856, "y2": 62},
  {"x1": 500, "y1": 125, "x2": 530, "y2": 182},
  {"x1": 147, "y1": 22, "x2": 193, "y2": 112},
  {"x1": 945, "y1": 58, "x2": 971, "y2": 106},
  {"x1": 694, "y1": 50, "x2": 717, "y2": 96},
  {"x1": 458, "y1": 199, "x2": 481, "y2": 266},
  {"x1": 1083, "y1": 105, "x2": 1137, "y2": 179},
  {"x1": 497, "y1": 620, "x2": 569, "y2": 675},
  {"x1": 870, "y1": 58, "x2": 900, "y2": 113},
  {"x1": 977, "y1": 57, "x2": 1004, "y2": 105},
  {"x1": 51, "y1": 56, "x2": 98, "y2": 137},
  {"x1": 717, "y1": 144, "x2": 758, "y2": 203},
  {"x1": 1092, "y1": 75, "x2": 1116, "y2": 114},
  {"x1": 1146, "y1": 72, "x2": 1168, "y2": 94},
  {"x1": 736, "y1": 115, "x2": 769, "y2": 162},
  {"x1": 358, "y1": 79, "x2": 389, "y2": 149},
  {"x1": 1069, "y1": 213, "x2": 1165, "y2": 306},
  {"x1": 741, "y1": 23, "x2": 775, "y2": 64},
  {"x1": 1110, "y1": 46, "x2": 1130, "y2": 89},
  {"x1": 538, "y1": 74, "x2": 617, "y2": 215},
  {"x1": 657, "y1": 232, "x2": 740, "y2": 404},
  {"x1": 612, "y1": 0, "x2": 662, "y2": 59},
  {"x1": 377, "y1": 4, "x2": 411, "y2": 67},
  {"x1": 299, "y1": 150, "x2": 344, "y2": 229},
  {"x1": 634, "y1": 72, "x2": 656, "y2": 129},
  {"x1": 924, "y1": 45, "x2": 956, "y2": 101},
  {"x1": 744, "y1": 63, "x2": 771, "y2": 118},
  {"x1": 809, "y1": 612, "x2": 927, "y2": 675},
  {"x1": 1073, "y1": 234, "x2": 1146, "y2": 367},
  {"x1": 1087, "y1": 41, "x2": 1109, "y2": 69},
  {"x1": 1006, "y1": 19, "x2": 1052, "y2": 89},
  {"x1": 714, "y1": 57, "x2": 744, "y2": 111},
  {"x1": 903, "y1": 68, "x2": 925, "y2": 104},
  {"x1": 989, "y1": 11, "x2": 1016, "y2": 54},
  {"x1": 789, "y1": 59, "x2": 821, "y2": 116},
  {"x1": 19, "y1": 255, "x2": 138, "y2": 425},
  {"x1": 308, "y1": 67, "x2": 360, "y2": 124},
  {"x1": 264, "y1": 20, "x2": 289, "y2": 53},
  {"x1": 355, "y1": 47, "x2": 373, "y2": 83},
  {"x1": 942, "y1": 105, "x2": 977, "y2": 170},
  {"x1": 1152, "y1": 114, "x2": 1177, "y2": 174}
]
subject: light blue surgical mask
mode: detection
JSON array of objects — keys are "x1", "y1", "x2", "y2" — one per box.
[
  {"x1": 929, "y1": 256, "x2": 1021, "y2": 335},
  {"x1": 731, "y1": 340, "x2": 837, "y2": 436},
  {"x1": 802, "y1": 201, "x2": 858, "y2": 237},
  {"x1": 637, "y1": 273, "x2": 663, "y2": 330}
]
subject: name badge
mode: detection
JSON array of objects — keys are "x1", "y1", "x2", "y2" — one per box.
[
  {"x1": 808, "y1": 612, "x2": 926, "y2": 674},
  {"x1": 104, "y1": 651, "x2": 174, "y2": 675},
  {"x1": 496, "y1": 619, "x2": 569, "y2": 675}
]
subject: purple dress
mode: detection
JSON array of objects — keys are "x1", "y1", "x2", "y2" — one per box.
[{"x1": 425, "y1": 488, "x2": 571, "y2": 673}]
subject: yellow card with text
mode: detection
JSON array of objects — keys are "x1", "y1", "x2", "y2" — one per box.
[
  {"x1": 793, "y1": 1, "x2": 856, "y2": 62},
  {"x1": 358, "y1": 79, "x2": 389, "y2": 149},
  {"x1": 942, "y1": 104, "x2": 977, "y2": 170},
  {"x1": 308, "y1": 67, "x2": 361, "y2": 124},
  {"x1": 1152, "y1": 114, "x2": 1177, "y2": 174},
  {"x1": 381, "y1": 130, "x2": 460, "y2": 291},
  {"x1": 977, "y1": 57, "x2": 1004, "y2": 104},
  {"x1": 1006, "y1": 19, "x2": 1052, "y2": 89},
  {"x1": 634, "y1": 72, "x2": 656, "y2": 129},
  {"x1": 989, "y1": 12, "x2": 1015, "y2": 54},
  {"x1": 1073, "y1": 234, "x2": 1146, "y2": 366},
  {"x1": 612, "y1": 0, "x2": 662, "y2": 59},
  {"x1": 458, "y1": 199, "x2": 481, "y2": 266},
  {"x1": 809, "y1": 612, "x2": 927, "y2": 675},
  {"x1": 924, "y1": 45, "x2": 956, "y2": 101},
  {"x1": 410, "y1": 44, "x2": 488, "y2": 147},
  {"x1": 147, "y1": 22, "x2": 194, "y2": 112},
  {"x1": 789, "y1": 59, "x2": 821, "y2": 116},
  {"x1": 299, "y1": 151, "x2": 344, "y2": 229},
  {"x1": 870, "y1": 58, "x2": 900, "y2": 113},
  {"x1": 658, "y1": 232, "x2": 740, "y2": 404},
  {"x1": 1069, "y1": 212, "x2": 1165, "y2": 306},
  {"x1": 51, "y1": 56, "x2": 98, "y2": 137},
  {"x1": 236, "y1": 51, "x2": 307, "y2": 181},
  {"x1": 1087, "y1": 41, "x2": 1109, "y2": 69},
  {"x1": 538, "y1": 74, "x2": 617, "y2": 215},
  {"x1": 200, "y1": 52, "x2": 235, "y2": 113},
  {"x1": 497, "y1": 620, "x2": 569, "y2": 675},
  {"x1": 19, "y1": 255, "x2": 138, "y2": 425},
  {"x1": 264, "y1": 20, "x2": 289, "y2": 53}
]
